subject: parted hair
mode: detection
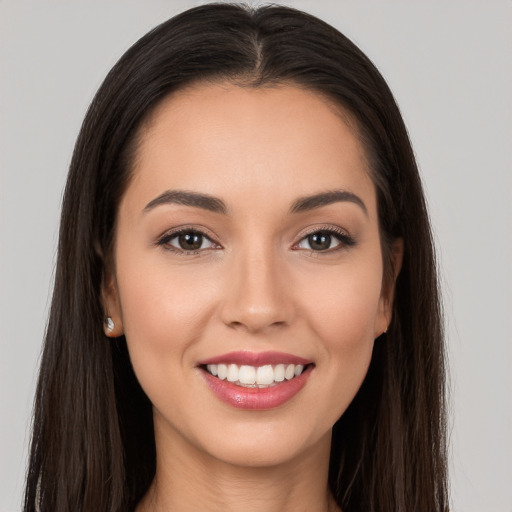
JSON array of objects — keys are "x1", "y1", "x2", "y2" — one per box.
[{"x1": 24, "y1": 4, "x2": 448, "y2": 512}]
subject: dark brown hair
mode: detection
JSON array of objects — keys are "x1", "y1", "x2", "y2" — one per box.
[{"x1": 24, "y1": 4, "x2": 448, "y2": 511}]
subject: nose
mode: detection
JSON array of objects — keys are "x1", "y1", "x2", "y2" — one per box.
[{"x1": 220, "y1": 246, "x2": 293, "y2": 334}]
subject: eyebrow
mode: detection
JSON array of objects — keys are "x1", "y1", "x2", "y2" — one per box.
[
  {"x1": 290, "y1": 190, "x2": 368, "y2": 216},
  {"x1": 143, "y1": 188, "x2": 367, "y2": 216},
  {"x1": 144, "y1": 190, "x2": 228, "y2": 214}
]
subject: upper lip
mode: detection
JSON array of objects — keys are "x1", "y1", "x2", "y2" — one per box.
[{"x1": 197, "y1": 351, "x2": 312, "y2": 366}]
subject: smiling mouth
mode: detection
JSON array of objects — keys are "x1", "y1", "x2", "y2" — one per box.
[
  {"x1": 202, "y1": 363, "x2": 311, "y2": 388},
  {"x1": 198, "y1": 352, "x2": 314, "y2": 409}
]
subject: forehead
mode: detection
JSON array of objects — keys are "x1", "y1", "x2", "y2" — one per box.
[{"x1": 124, "y1": 82, "x2": 376, "y2": 217}]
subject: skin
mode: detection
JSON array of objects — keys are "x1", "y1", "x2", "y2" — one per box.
[{"x1": 104, "y1": 82, "x2": 402, "y2": 512}]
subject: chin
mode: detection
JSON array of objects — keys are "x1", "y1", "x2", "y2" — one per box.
[
  {"x1": 207, "y1": 437, "x2": 316, "y2": 469},
  {"x1": 190, "y1": 414, "x2": 333, "y2": 469}
]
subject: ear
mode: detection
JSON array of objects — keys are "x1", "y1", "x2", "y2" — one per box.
[
  {"x1": 101, "y1": 270, "x2": 124, "y2": 338},
  {"x1": 375, "y1": 238, "x2": 404, "y2": 338}
]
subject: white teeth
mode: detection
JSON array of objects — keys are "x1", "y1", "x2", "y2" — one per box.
[
  {"x1": 239, "y1": 365, "x2": 256, "y2": 385},
  {"x1": 205, "y1": 362, "x2": 308, "y2": 386},
  {"x1": 274, "y1": 364, "x2": 285, "y2": 382},
  {"x1": 256, "y1": 365, "x2": 274, "y2": 385},
  {"x1": 227, "y1": 364, "x2": 239, "y2": 382},
  {"x1": 217, "y1": 364, "x2": 227, "y2": 380},
  {"x1": 285, "y1": 364, "x2": 295, "y2": 380},
  {"x1": 207, "y1": 364, "x2": 218, "y2": 376}
]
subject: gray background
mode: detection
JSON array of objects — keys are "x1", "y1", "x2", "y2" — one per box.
[{"x1": 1, "y1": 1, "x2": 511, "y2": 511}]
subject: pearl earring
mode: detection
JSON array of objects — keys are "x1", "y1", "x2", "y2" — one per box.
[{"x1": 105, "y1": 317, "x2": 115, "y2": 333}]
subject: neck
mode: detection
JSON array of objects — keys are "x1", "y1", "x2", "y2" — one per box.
[{"x1": 137, "y1": 423, "x2": 340, "y2": 512}]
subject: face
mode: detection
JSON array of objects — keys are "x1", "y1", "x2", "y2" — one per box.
[{"x1": 104, "y1": 82, "x2": 399, "y2": 469}]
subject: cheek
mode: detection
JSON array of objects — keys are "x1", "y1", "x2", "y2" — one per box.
[
  {"x1": 295, "y1": 253, "x2": 383, "y2": 408},
  {"x1": 311, "y1": 269, "x2": 383, "y2": 423},
  {"x1": 303, "y1": 260, "x2": 383, "y2": 344},
  {"x1": 115, "y1": 253, "x2": 220, "y2": 372}
]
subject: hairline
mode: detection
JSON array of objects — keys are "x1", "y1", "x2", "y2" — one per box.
[{"x1": 107, "y1": 76, "x2": 392, "y2": 278}]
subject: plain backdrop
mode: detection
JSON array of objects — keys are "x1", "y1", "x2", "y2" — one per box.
[{"x1": 1, "y1": 1, "x2": 511, "y2": 511}]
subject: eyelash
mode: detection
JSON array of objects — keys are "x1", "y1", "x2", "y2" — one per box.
[
  {"x1": 293, "y1": 226, "x2": 356, "y2": 254},
  {"x1": 156, "y1": 225, "x2": 356, "y2": 255},
  {"x1": 156, "y1": 227, "x2": 220, "y2": 255}
]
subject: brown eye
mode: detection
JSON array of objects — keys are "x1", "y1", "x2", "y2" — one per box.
[
  {"x1": 307, "y1": 232, "x2": 334, "y2": 251},
  {"x1": 159, "y1": 229, "x2": 217, "y2": 252},
  {"x1": 295, "y1": 229, "x2": 355, "y2": 252},
  {"x1": 177, "y1": 232, "x2": 203, "y2": 250}
]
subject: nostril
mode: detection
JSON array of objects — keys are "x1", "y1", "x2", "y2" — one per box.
[
  {"x1": 219, "y1": 266, "x2": 294, "y2": 332},
  {"x1": 225, "y1": 318, "x2": 287, "y2": 333}
]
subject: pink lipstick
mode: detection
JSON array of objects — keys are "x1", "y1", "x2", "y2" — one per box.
[{"x1": 198, "y1": 351, "x2": 313, "y2": 410}]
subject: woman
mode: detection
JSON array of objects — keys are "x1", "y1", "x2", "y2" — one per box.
[{"x1": 24, "y1": 4, "x2": 448, "y2": 512}]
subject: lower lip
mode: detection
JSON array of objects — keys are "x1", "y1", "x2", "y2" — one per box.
[{"x1": 200, "y1": 365, "x2": 313, "y2": 410}]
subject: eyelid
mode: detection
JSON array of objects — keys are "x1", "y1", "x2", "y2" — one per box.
[
  {"x1": 155, "y1": 225, "x2": 222, "y2": 253},
  {"x1": 154, "y1": 223, "x2": 355, "y2": 255},
  {"x1": 292, "y1": 224, "x2": 356, "y2": 251}
]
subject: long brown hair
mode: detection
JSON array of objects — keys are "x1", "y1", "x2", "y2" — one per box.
[{"x1": 24, "y1": 4, "x2": 448, "y2": 511}]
